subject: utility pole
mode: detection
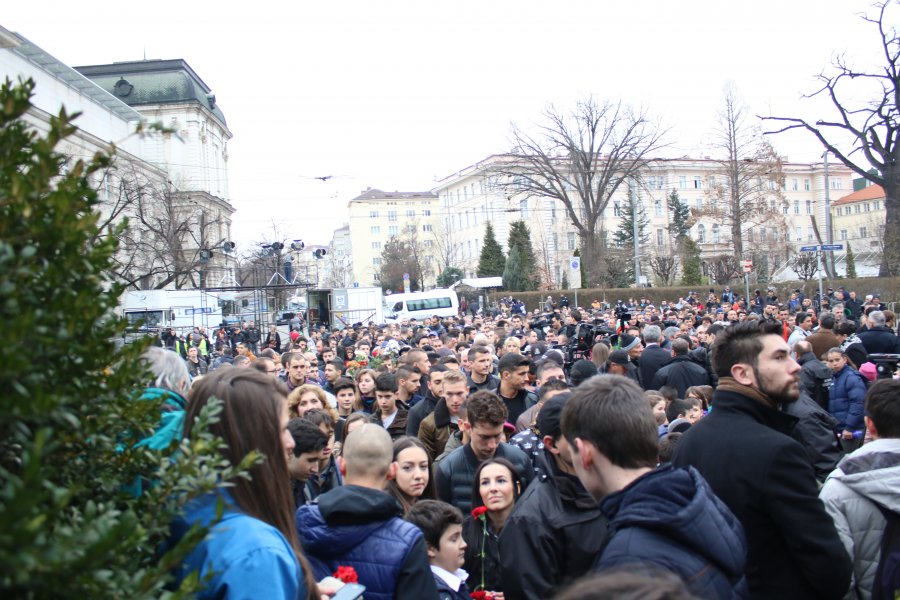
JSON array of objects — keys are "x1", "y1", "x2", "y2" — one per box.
[
  {"x1": 824, "y1": 152, "x2": 834, "y2": 277},
  {"x1": 631, "y1": 180, "x2": 642, "y2": 288}
]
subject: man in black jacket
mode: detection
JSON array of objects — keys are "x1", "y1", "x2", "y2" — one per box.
[
  {"x1": 499, "y1": 395, "x2": 608, "y2": 600},
  {"x1": 638, "y1": 325, "x2": 671, "y2": 391},
  {"x1": 650, "y1": 338, "x2": 708, "y2": 397},
  {"x1": 406, "y1": 364, "x2": 447, "y2": 438},
  {"x1": 794, "y1": 340, "x2": 833, "y2": 410},
  {"x1": 857, "y1": 310, "x2": 900, "y2": 354},
  {"x1": 673, "y1": 320, "x2": 851, "y2": 599}
]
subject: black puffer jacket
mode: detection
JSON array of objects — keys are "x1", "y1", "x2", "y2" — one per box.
[
  {"x1": 435, "y1": 443, "x2": 531, "y2": 513},
  {"x1": 499, "y1": 454, "x2": 608, "y2": 600}
]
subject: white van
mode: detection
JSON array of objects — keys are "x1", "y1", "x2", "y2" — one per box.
[{"x1": 384, "y1": 289, "x2": 459, "y2": 322}]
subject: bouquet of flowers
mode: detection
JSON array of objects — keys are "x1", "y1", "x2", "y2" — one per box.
[{"x1": 345, "y1": 352, "x2": 370, "y2": 378}]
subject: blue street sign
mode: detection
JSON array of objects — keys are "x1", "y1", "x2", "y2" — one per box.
[
  {"x1": 821, "y1": 244, "x2": 844, "y2": 251},
  {"x1": 800, "y1": 245, "x2": 819, "y2": 252}
]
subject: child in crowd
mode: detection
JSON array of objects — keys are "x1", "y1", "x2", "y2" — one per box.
[
  {"x1": 372, "y1": 372, "x2": 409, "y2": 440},
  {"x1": 406, "y1": 500, "x2": 471, "y2": 600}
]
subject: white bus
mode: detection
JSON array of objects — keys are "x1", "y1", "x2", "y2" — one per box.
[{"x1": 383, "y1": 289, "x2": 459, "y2": 322}]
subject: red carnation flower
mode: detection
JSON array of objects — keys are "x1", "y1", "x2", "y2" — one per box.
[
  {"x1": 333, "y1": 565, "x2": 358, "y2": 583},
  {"x1": 471, "y1": 506, "x2": 489, "y2": 519}
]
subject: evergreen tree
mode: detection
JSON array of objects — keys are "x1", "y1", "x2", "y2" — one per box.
[
  {"x1": 667, "y1": 189, "x2": 691, "y2": 240},
  {"x1": 561, "y1": 271, "x2": 570, "y2": 290},
  {"x1": 681, "y1": 237, "x2": 703, "y2": 286},
  {"x1": 477, "y1": 222, "x2": 506, "y2": 277},
  {"x1": 436, "y1": 266, "x2": 464, "y2": 288},
  {"x1": 502, "y1": 245, "x2": 528, "y2": 291},
  {"x1": 507, "y1": 220, "x2": 538, "y2": 290},
  {"x1": 756, "y1": 253, "x2": 770, "y2": 286},
  {"x1": 613, "y1": 195, "x2": 650, "y2": 283},
  {"x1": 846, "y1": 242, "x2": 858, "y2": 279},
  {"x1": 0, "y1": 79, "x2": 231, "y2": 597}
]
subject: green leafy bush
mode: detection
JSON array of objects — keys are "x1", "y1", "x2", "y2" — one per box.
[{"x1": 0, "y1": 78, "x2": 241, "y2": 598}]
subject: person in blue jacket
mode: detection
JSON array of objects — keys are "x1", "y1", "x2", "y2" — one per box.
[
  {"x1": 825, "y1": 347, "x2": 868, "y2": 453},
  {"x1": 561, "y1": 374, "x2": 748, "y2": 599},
  {"x1": 169, "y1": 368, "x2": 320, "y2": 600}
]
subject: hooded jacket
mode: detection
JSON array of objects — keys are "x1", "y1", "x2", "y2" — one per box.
[
  {"x1": 820, "y1": 438, "x2": 900, "y2": 600},
  {"x1": 797, "y1": 351, "x2": 833, "y2": 410},
  {"x1": 499, "y1": 453, "x2": 609, "y2": 600},
  {"x1": 296, "y1": 484, "x2": 438, "y2": 600},
  {"x1": 783, "y1": 392, "x2": 842, "y2": 483},
  {"x1": 596, "y1": 465, "x2": 747, "y2": 600},
  {"x1": 829, "y1": 365, "x2": 868, "y2": 433}
]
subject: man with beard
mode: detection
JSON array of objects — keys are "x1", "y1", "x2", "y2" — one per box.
[{"x1": 673, "y1": 320, "x2": 850, "y2": 600}]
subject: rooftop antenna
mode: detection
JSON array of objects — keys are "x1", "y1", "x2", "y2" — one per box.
[{"x1": 143, "y1": 47, "x2": 147, "y2": 60}]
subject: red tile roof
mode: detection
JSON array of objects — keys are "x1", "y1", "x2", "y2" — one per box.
[{"x1": 832, "y1": 184, "x2": 884, "y2": 206}]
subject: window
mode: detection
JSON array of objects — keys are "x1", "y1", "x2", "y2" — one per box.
[
  {"x1": 865, "y1": 203, "x2": 871, "y2": 212},
  {"x1": 855, "y1": 204, "x2": 861, "y2": 214},
  {"x1": 373, "y1": 273, "x2": 380, "y2": 282},
  {"x1": 567, "y1": 232, "x2": 576, "y2": 251},
  {"x1": 552, "y1": 233, "x2": 558, "y2": 251},
  {"x1": 388, "y1": 211, "x2": 397, "y2": 222},
  {"x1": 767, "y1": 180, "x2": 776, "y2": 191},
  {"x1": 709, "y1": 175, "x2": 717, "y2": 188},
  {"x1": 369, "y1": 210, "x2": 379, "y2": 218},
  {"x1": 694, "y1": 176, "x2": 702, "y2": 189},
  {"x1": 371, "y1": 241, "x2": 381, "y2": 250},
  {"x1": 695, "y1": 198, "x2": 702, "y2": 211},
  {"x1": 370, "y1": 226, "x2": 381, "y2": 234},
  {"x1": 388, "y1": 225, "x2": 399, "y2": 236},
  {"x1": 467, "y1": 241, "x2": 472, "y2": 258},
  {"x1": 425, "y1": 240, "x2": 433, "y2": 248},
  {"x1": 613, "y1": 202, "x2": 621, "y2": 217},
  {"x1": 550, "y1": 205, "x2": 557, "y2": 222},
  {"x1": 831, "y1": 178, "x2": 843, "y2": 189},
  {"x1": 794, "y1": 201, "x2": 800, "y2": 215},
  {"x1": 840, "y1": 229, "x2": 848, "y2": 240},
  {"x1": 804, "y1": 178, "x2": 811, "y2": 191},
  {"x1": 875, "y1": 201, "x2": 881, "y2": 210},
  {"x1": 654, "y1": 199, "x2": 662, "y2": 216},
  {"x1": 712, "y1": 224, "x2": 720, "y2": 243},
  {"x1": 372, "y1": 258, "x2": 382, "y2": 266},
  {"x1": 648, "y1": 176, "x2": 663, "y2": 190},
  {"x1": 520, "y1": 199, "x2": 528, "y2": 219},
  {"x1": 422, "y1": 224, "x2": 432, "y2": 232},
  {"x1": 807, "y1": 226, "x2": 814, "y2": 241},
  {"x1": 783, "y1": 204, "x2": 789, "y2": 215},
  {"x1": 860, "y1": 226, "x2": 868, "y2": 238},
  {"x1": 406, "y1": 209, "x2": 415, "y2": 218},
  {"x1": 796, "y1": 226, "x2": 803, "y2": 240},
  {"x1": 657, "y1": 228, "x2": 664, "y2": 247},
  {"x1": 806, "y1": 200, "x2": 812, "y2": 215},
  {"x1": 679, "y1": 176, "x2": 687, "y2": 189},
  {"x1": 406, "y1": 297, "x2": 453, "y2": 311},
  {"x1": 697, "y1": 224, "x2": 706, "y2": 243},
  {"x1": 423, "y1": 209, "x2": 431, "y2": 216},
  {"x1": 792, "y1": 178, "x2": 799, "y2": 191}
]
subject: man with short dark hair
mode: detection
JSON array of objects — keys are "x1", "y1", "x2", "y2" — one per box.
[
  {"x1": 406, "y1": 364, "x2": 448, "y2": 437},
  {"x1": 435, "y1": 391, "x2": 531, "y2": 512},
  {"x1": 287, "y1": 418, "x2": 328, "y2": 508},
  {"x1": 807, "y1": 313, "x2": 841, "y2": 359},
  {"x1": 788, "y1": 311, "x2": 814, "y2": 347},
  {"x1": 500, "y1": 394, "x2": 608, "y2": 600},
  {"x1": 820, "y1": 379, "x2": 900, "y2": 599},
  {"x1": 496, "y1": 353, "x2": 536, "y2": 425},
  {"x1": 674, "y1": 320, "x2": 851, "y2": 599},
  {"x1": 467, "y1": 346, "x2": 499, "y2": 393},
  {"x1": 649, "y1": 338, "x2": 708, "y2": 398},
  {"x1": 321, "y1": 358, "x2": 344, "y2": 395},
  {"x1": 563, "y1": 375, "x2": 747, "y2": 598}
]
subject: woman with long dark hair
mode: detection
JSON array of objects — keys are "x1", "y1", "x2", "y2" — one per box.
[
  {"x1": 171, "y1": 368, "x2": 320, "y2": 599},
  {"x1": 386, "y1": 436, "x2": 436, "y2": 514},
  {"x1": 462, "y1": 457, "x2": 523, "y2": 596}
]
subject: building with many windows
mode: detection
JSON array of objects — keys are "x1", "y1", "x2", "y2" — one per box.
[
  {"x1": 347, "y1": 188, "x2": 440, "y2": 288},
  {"x1": 830, "y1": 183, "x2": 885, "y2": 277}
]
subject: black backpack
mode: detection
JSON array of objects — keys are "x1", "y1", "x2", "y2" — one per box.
[{"x1": 872, "y1": 503, "x2": 900, "y2": 600}]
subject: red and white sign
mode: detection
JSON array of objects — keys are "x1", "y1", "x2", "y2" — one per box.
[{"x1": 741, "y1": 260, "x2": 753, "y2": 273}]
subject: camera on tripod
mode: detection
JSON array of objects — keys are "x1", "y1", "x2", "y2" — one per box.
[{"x1": 868, "y1": 354, "x2": 900, "y2": 380}]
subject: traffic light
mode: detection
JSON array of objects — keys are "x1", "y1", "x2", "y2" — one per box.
[
  {"x1": 314, "y1": 249, "x2": 327, "y2": 259},
  {"x1": 290, "y1": 240, "x2": 305, "y2": 251}
]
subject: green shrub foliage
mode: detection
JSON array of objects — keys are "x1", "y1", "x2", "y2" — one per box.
[{"x1": 0, "y1": 78, "x2": 240, "y2": 598}]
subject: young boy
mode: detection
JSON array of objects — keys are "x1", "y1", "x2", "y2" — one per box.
[
  {"x1": 287, "y1": 418, "x2": 328, "y2": 508},
  {"x1": 406, "y1": 500, "x2": 470, "y2": 600},
  {"x1": 372, "y1": 372, "x2": 409, "y2": 440}
]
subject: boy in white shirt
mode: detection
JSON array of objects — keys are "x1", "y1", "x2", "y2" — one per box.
[{"x1": 406, "y1": 500, "x2": 471, "y2": 600}]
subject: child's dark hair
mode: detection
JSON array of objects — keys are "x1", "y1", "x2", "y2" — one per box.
[
  {"x1": 405, "y1": 499, "x2": 463, "y2": 549},
  {"x1": 288, "y1": 418, "x2": 328, "y2": 457},
  {"x1": 665, "y1": 399, "x2": 690, "y2": 423},
  {"x1": 375, "y1": 372, "x2": 399, "y2": 393}
]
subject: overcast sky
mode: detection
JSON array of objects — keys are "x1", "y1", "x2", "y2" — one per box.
[{"x1": 4, "y1": 0, "x2": 887, "y2": 248}]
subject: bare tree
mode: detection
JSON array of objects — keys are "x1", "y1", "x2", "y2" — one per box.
[
  {"x1": 790, "y1": 252, "x2": 820, "y2": 280},
  {"x1": 431, "y1": 217, "x2": 460, "y2": 272},
  {"x1": 763, "y1": 1, "x2": 899, "y2": 276},
  {"x1": 700, "y1": 85, "x2": 788, "y2": 258},
  {"x1": 708, "y1": 255, "x2": 742, "y2": 284},
  {"x1": 648, "y1": 253, "x2": 679, "y2": 286},
  {"x1": 94, "y1": 162, "x2": 229, "y2": 290},
  {"x1": 491, "y1": 98, "x2": 669, "y2": 287}
]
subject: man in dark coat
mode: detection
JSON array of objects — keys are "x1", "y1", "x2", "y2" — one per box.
[
  {"x1": 563, "y1": 375, "x2": 748, "y2": 599},
  {"x1": 794, "y1": 339, "x2": 834, "y2": 410},
  {"x1": 857, "y1": 310, "x2": 900, "y2": 354},
  {"x1": 673, "y1": 320, "x2": 851, "y2": 599},
  {"x1": 499, "y1": 396, "x2": 608, "y2": 600},
  {"x1": 638, "y1": 325, "x2": 671, "y2": 391},
  {"x1": 650, "y1": 338, "x2": 708, "y2": 398}
]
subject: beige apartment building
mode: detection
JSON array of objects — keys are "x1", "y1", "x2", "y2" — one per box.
[
  {"x1": 830, "y1": 183, "x2": 885, "y2": 277},
  {"x1": 347, "y1": 188, "x2": 440, "y2": 288},
  {"x1": 433, "y1": 154, "x2": 854, "y2": 286}
]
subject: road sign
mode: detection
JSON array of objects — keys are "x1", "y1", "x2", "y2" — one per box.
[
  {"x1": 741, "y1": 259, "x2": 753, "y2": 273},
  {"x1": 821, "y1": 244, "x2": 844, "y2": 251},
  {"x1": 800, "y1": 245, "x2": 819, "y2": 252}
]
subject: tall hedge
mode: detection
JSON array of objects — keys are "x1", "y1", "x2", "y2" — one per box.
[{"x1": 0, "y1": 78, "x2": 237, "y2": 597}]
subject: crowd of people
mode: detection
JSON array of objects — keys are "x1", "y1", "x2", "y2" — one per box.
[{"x1": 140, "y1": 283, "x2": 900, "y2": 599}]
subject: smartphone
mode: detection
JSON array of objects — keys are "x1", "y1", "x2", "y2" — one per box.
[{"x1": 330, "y1": 583, "x2": 366, "y2": 600}]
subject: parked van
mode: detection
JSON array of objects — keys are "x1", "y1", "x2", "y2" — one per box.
[{"x1": 384, "y1": 289, "x2": 459, "y2": 322}]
